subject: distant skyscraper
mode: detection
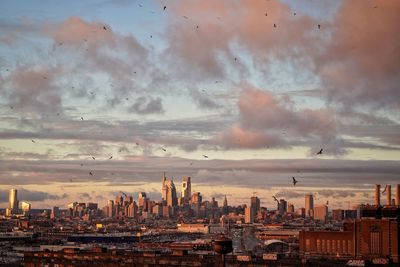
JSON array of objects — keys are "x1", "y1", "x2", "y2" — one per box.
[
  {"x1": 107, "y1": 200, "x2": 114, "y2": 218},
  {"x1": 305, "y1": 194, "x2": 314, "y2": 218},
  {"x1": 278, "y1": 199, "x2": 287, "y2": 215},
  {"x1": 314, "y1": 205, "x2": 328, "y2": 222},
  {"x1": 245, "y1": 206, "x2": 254, "y2": 224},
  {"x1": 138, "y1": 192, "x2": 147, "y2": 208},
  {"x1": 9, "y1": 189, "x2": 18, "y2": 213},
  {"x1": 166, "y1": 179, "x2": 178, "y2": 207},
  {"x1": 161, "y1": 172, "x2": 168, "y2": 202},
  {"x1": 249, "y1": 196, "x2": 260, "y2": 223},
  {"x1": 223, "y1": 195, "x2": 228, "y2": 215},
  {"x1": 181, "y1": 176, "x2": 191, "y2": 204},
  {"x1": 21, "y1": 201, "x2": 31, "y2": 215}
]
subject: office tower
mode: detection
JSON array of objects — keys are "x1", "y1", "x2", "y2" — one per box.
[
  {"x1": 166, "y1": 179, "x2": 178, "y2": 207},
  {"x1": 278, "y1": 199, "x2": 287, "y2": 215},
  {"x1": 51, "y1": 206, "x2": 59, "y2": 219},
  {"x1": 223, "y1": 195, "x2": 228, "y2": 215},
  {"x1": 161, "y1": 172, "x2": 168, "y2": 202},
  {"x1": 305, "y1": 194, "x2": 314, "y2": 217},
  {"x1": 21, "y1": 201, "x2": 31, "y2": 215},
  {"x1": 247, "y1": 196, "x2": 260, "y2": 222},
  {"x1": 245, "y1": 206, "x2": 254, "y2": 224},
  {"x1": 138, "y1": 192, "x2": 147, "y2": 208},
  {"x1": 375, "y1": 184, "x2": 380, "y2": 206},
  {"x1": 332, "y1": 209, "x2": 344, "y2": 221},
  {"x1": 287, "y1": 203, "x2": 294, "y2": 213},
  {"x1": 191, "y1": 192, "x2": 202, "y2": 204},
  {"x1": 181, "y1": 176, "x2": 191, "y2": 205},
  {"x1": 9, "y1": 189, "x2": 18, "y2": 213},
  {"x1": 314, "y1": 205, "x2": 328, "y2": 223},
  {"x1": 107, "y1": 200, "x2": 114, "y2": 218},
  {"x1": 396, "y1": 184, "x2": 400, "y2": 206},
  {"x1": 127, "y1": 201, "x2": 138, "y2": 218}
]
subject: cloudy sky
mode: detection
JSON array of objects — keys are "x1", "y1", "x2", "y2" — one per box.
[{"x1": 0, "y1": 0, "x2": 399, "y2": 210}]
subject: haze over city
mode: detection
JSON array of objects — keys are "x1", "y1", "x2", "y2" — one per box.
[{"x1": 0, "y1": 0, "x2": 399, "y2": 211}]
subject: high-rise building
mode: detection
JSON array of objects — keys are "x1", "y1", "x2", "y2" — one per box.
[
  {"x1": 9, "y1": 189, "x2": 18, "y2": 213},
  {"x1": 107, "y1": 200, "x2": 114, "y2": 218},
  {"x1": 223, "y1": 195, "x2": 228, "y2": 215},
  {"x1": 375, "y1": 184, "x2": 381, "y2": 206},
  {"x1": 181, "y1": 176, "x2": 191, "y2": 205},
  {"x1": 305, "y1": 194, "x2": 314, "y2": 218},
  {"x1": 332, "y1": 209, "x2": 344, "y2": 221},
  {"x1": 278, "y1": 199, "x2": 287, "y2": 215},
  {"x1": 396, "y1": 184, "x2": 400, "y2": 206},
  {"x1": 51, "y1": 206, "x2": 59, "y2": 219},
  {"x1": 161, "y1": 172, "x2": 168, "y2": 202},
  {"x1": 245, "y1": 206, "x2": 254, "y2": 224},
  {"x1": 21, "y1": 201, "x2": 31, "y2": 215},
  {"x1": 287, "y1": 203, "x2": 294, "y2": 213},
  {"x1": 314, "y1": 205, "x2": 328, "y2": 223},
  {"x1": 138, "y1": 192, "x2": 147, "y2": 208},
  {"x1": 166, "y1": 179, "x2": 178, "y2": 207}
]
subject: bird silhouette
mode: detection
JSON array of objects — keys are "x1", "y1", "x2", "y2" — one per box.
[
  {"x1": 202, "y1": 155, "x2": 208, "y2": 158},
  {"x1": 92, "y1": 156, "x2": 96, "y2": 160},
  {"x1": 31, "y1": 139, "x2": 36, "y2": 143},
  {"x1": 161, "y1": 147, "x2": 167, "y2": 152},
  {"x1": 103, "y1": 26, "x2": 107, "y2": 30},
  {"x1": 81, "y1": 117, "x2": 84, "y2": 121},
  {"x1": 89, "y1": 171, "x2": 93, "y2": 176},
  {"x1": 136, "y1": 142, "x2": 140, "y2": 146},
  {"x1": 318, "y1": 24, "x2": 321, "y2": 29},
  {"x1": 274, "y1": 23, "x2": 277, "y2": 28},
  {"x1": 292, "y1": 177, "x2": 298, "y2": 186},
  {"x1": 109, "y1": 156, "x2": 113, "y2": 160},
  {"x1": 163, "y1": 6, "x2": 166, "y2": 10},
  {"x1": 265, "y1": 12, "x2": 267, "y2": 16},
  {"x1": 316, "y1": 148, "x2": 323, "y2": 155}
]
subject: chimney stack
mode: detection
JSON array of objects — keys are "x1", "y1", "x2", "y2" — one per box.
[
  {"x1": 375, "y1": 184, "x2": 380, "y2": 207},
  {"x1": 396, "y1": 184, "x2": 400, "y2": 206},
  {"x1": 386, "y1": 185, "x2": 391, "y2": 206}
]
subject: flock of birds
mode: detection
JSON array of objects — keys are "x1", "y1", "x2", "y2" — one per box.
[{"x1": 11, "y1": 3, "x2": 338, "y2": 202}]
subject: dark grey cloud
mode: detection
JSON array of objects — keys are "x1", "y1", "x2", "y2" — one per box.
[
  {"x1": 0, "y1": 189, "x2": 67, "y2": 202},
  {"x1": 128, "y1": 96, "x2": 164, "y2": 115}
]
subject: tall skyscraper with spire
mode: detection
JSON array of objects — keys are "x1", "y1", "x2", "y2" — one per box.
[
  {"x1": 181, "y1": 176, "x2": 191, "y2": 205},
  {"x1": 161, "y1": 173, "x2": 178, "y2": 207}
]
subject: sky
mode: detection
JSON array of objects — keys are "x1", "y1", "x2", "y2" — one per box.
[{"x1": 0, "y1": 0, "x2": 399, "y2": 210}]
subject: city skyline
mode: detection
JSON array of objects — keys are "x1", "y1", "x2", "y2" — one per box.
[{"x1": 0, "y1": 0, "x2": 399, "y2": 209}]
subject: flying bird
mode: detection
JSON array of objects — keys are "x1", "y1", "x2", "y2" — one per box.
[
  {"x1": 136, "y1": 142, "x2": 140, "y2": 146},
  {"x1": 125, "y1": 98, "x2": 129, "y2": 100},
  {"x1": 138, "y1": 4, "x2": 143, "y2": 7},
  {"x1": 89, "y1": 171, "x2": 93, "y2": 176},
  {"x1": 80, "y1": 163, "x2": 84, "y2": 167},
  {"x1": 202, "y1": 155, "x2": 208, "y2": 158},
  {"x1": 161, "y1": 147, "x2": 167, "y2": 152},
  {"x1": 91, "y1": 156, "x2": 96, "y2": 160},
  {"x1": 265, "y1": 12, "x2": 267, "y2": 16},
  {"x1": 81, "y1": 117, "x2": 84, "y2": 120},
  {"x1": 109, "y1": 156, "x2": 113, "y2": 160},
  {"x1": 31, "y1": 139, "x2": 36, "y2": 143},
  {"x1": 316, "y1": 148, "x2": 323, "y2": 155},
  {"x1": 294, "y1": 12, "x2": 296, "y2": 16},
  {"x1": 317, "y1": 24, "x2": 321, "y2": 29},
  {"x1": 163, "y1": 6, "x2": 166, "y2": 10},
  {"x1": 274, "y1": 23, "x2": 277, "y2": 28},
  {"x1": 182, "y1": 16, "x2": 189, "y2": 19},
  {"x1": 103, "y1": 26, "x2": 107, "y2": 30},
  {"x1": 292, "y1": 177, "x2": 298, "y2": 186}
]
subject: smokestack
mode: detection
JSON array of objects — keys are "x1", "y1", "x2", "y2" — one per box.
[
  {"x1": 396, "y1": 184, "x2": 400, "y2": 206},
  {"x1": 375, "y1": 184, "x2": 380, "y2": 207},
  {"x1": 386, "y1": 185, "x2": 391, "y2": 206}
]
